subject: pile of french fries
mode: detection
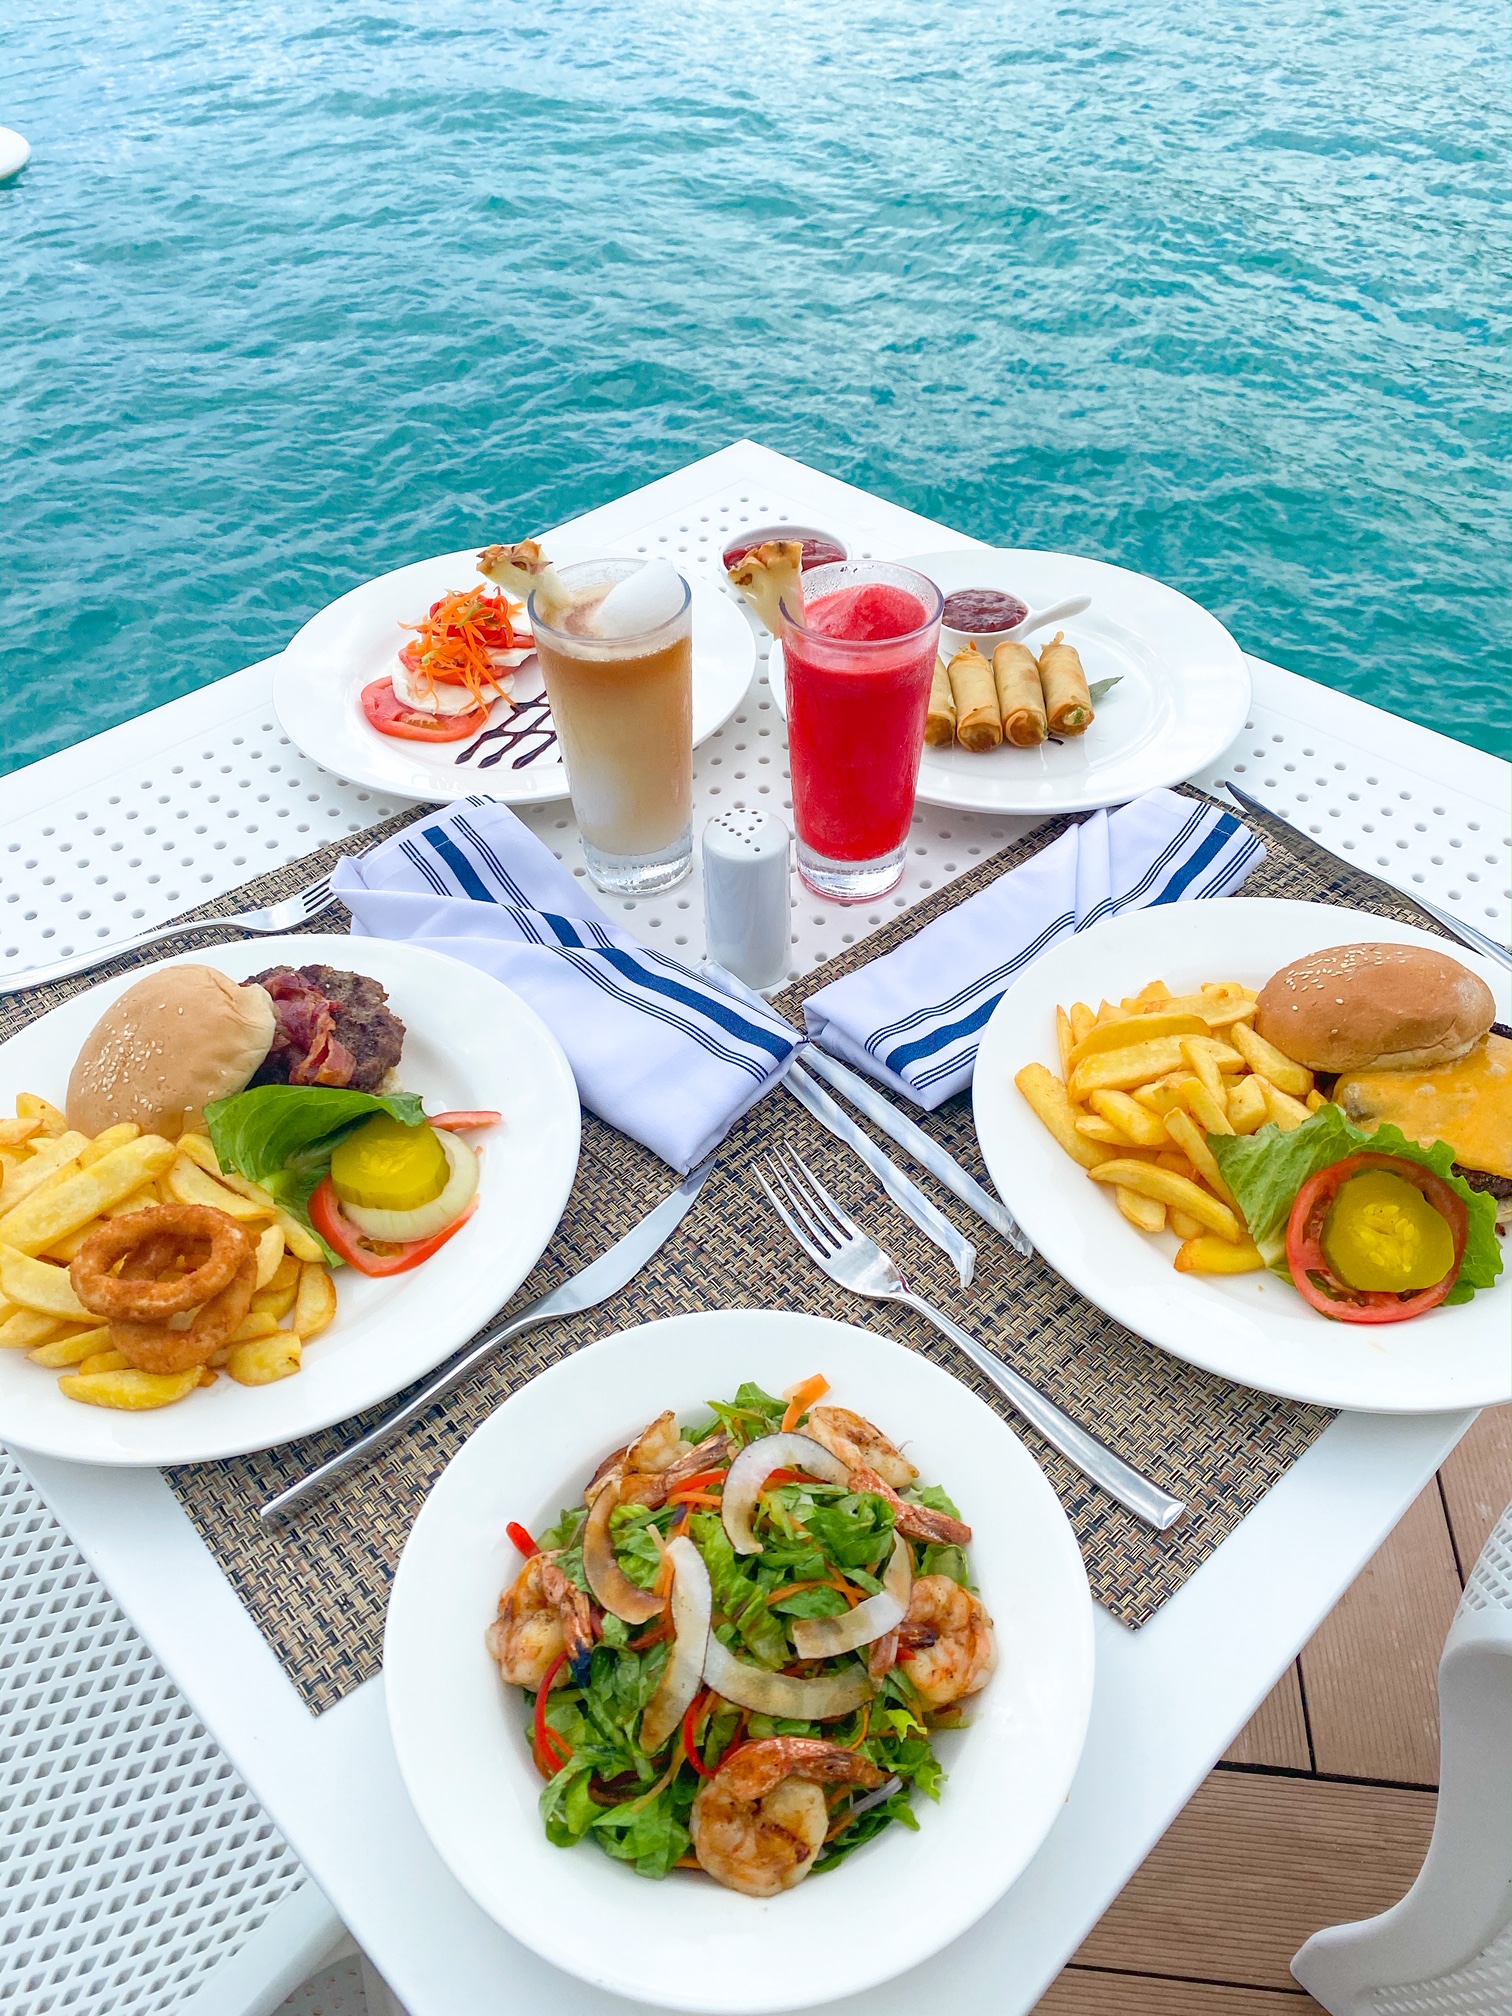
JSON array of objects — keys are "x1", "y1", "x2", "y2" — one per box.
[
  {"x1": 1015, "y1": 978, "x2": 1325, "y2": 1274},
  {"x1": 0, "y1": 1093, "x2": 337, "y2": 1411}
]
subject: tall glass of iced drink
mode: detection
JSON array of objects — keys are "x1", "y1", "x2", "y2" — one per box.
[
  {"x1": 530, "y1": 558, "x2": 693, "y2": 895},
  {"x1": 778, "y1": 560, "x2": 944, "y2": 902}
]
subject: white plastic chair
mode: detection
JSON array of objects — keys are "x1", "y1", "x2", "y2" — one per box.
[{"x1": 1292, "y1": 1508, "x2": 1512, "y2": 2016}]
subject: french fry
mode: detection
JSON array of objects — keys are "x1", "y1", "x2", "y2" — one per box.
[
  {"x1": 17, "y1": 1093, "x2": 69, "y2": 1136},
  {"x1": 167, "y1": 1155, "x2": 274, "y2": 1223},
  {"x1": 1127, "y1": 990, "x2": 1256, "y2": 1029},
  {"x1": 0, "y1": 1307, "x2": 72, "y2": 1352},
  {"x1": 1132, "y1": 1073, "x2": 1194, "y2": 1115},
  {"x1": 1163, "y1": 1109, "x2": 1240, "y2": 1208},
  {"x1": 1076, "y1": 1116, "x2": 1129, "y2": 1145},
  {"x1": 1226, "y1": 1074, "x2": 1269, "y2": 1135},
  {"x1": 1132, "y1": 979, "x2": 1172, "y2": 1003},
  {"x1": 277, "y1": 1212, "x2": 325, "y2": 1263},
  {"x1": 1305, "y1": 1089, "x2": 1327, "y2": 1113},
  {"x1": 1068, "y1": 1012, "x2": 1207, "y2": 1071},
  {"x1": 1067, "y1": 1037, "x2": 1196, "y2": 1101},
  {"x1": 1015, "y1": 1064, "x2": 1116, "y2": 1170},
  {"x1": 79, "y1": 1122, "x2": 141, "y2": 1167},
  {"x1": 59, "y1": 1366, "x2": 201, "y2": 1410},
  {"x1": 1094, "y1": 1000, "x2": 1129, "y2": 1025},
  {"x1": 79, "y1": 1349, "x2": 130, "y2": 1375},
  {"x1": 1230, "y1": 1021, "x2": 1313, "y2": 1097},
  {"x1": 1168, "y1": 1208, "x2": 1205, "y2": 1241},
  {"x1": 227, "y1": 1333, "x2": 302, "y2": 1386},
  {"x1": 102, "y1": 1185, "x2": 164, "y2": 1218},
  {"x1": 0, "y1": 1136, "x2": 176, "y2": 1256},
  {"x1": 28, "y1": 1325, "x2": 112, "y2": 1368},
  {"x1": 1115, "y1": 1185, "x2": 1167, "y2": 1233},
  {"x1": 292, "y1": 1262, "x2": 337, "y2": 1341},
  {"x1": 229, "y1": 1311, "x2": 282, "y2": 1344},
  {"x1": 0, "y1": 1118, "x2": 42, "y2": 1148},
  {"x1": 253, "y1": 1223, "x2": 287, "y2": 1291},
  {"x1": 0, "y1": 1133, "x2": 89, "y2": 1212},
  {"x1": 1174, "y1": 1234, "x2": 1265, "y2": 1275},
  {"x1": 1088, "y1": 1089, "x2": 1169, "y2": 1148},
  {"x1": 251, "y1": 1271, "x2": 299, "y2": 1321},
  {"x1": 1069, "y1": 1002, "x2": 1096, "y2": 1046},
  {"x1": 1086, "y1": 1159, "x2": 1240, "y2": 1240},
  {"x1": 197, "y1": 1368, "x2": 217, "y2": 1388},
  {"x1": 1181, "y1": 1077, "x2": 1234, "y2": 1137},
  {"x1": 1256, "y1": 1075, "x2": 1312, "y2": 1132},
  {"x1": 1055, "y1": 1006, "x2": 1075, "y2": 1081},
  {"x1": 1179, "y1": 1036, "x2": 1224, "y2": 1102},
  {"x1": 0, "y1": 1245, "x2": 91, "y2": 1320},
  {"x1": 1155, "y1": 1149, "x2": 1199, "y2": 1182},
  {"x1": 176, "y1": 1133, "x2": 223, "y2": 1177}
]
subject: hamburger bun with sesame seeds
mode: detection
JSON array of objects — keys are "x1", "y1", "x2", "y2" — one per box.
[
  {"x1": 1255, "y1": 942, "x2": 1496, "y2": 1075},
  {"x1": 66, "y1": 965, "x2": 277, "y2": 1141}
]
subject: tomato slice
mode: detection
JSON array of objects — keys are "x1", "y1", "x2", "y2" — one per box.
[
  {"x1": 309, "y1": 1176, "x2": 477, "y2": 1276},
  {"x1": 1285, "y1": 1152, "x2": 1468, "y2": 1324},
  {"x1": 360, "y1": 677, "x2": 489, "y2": 743}
]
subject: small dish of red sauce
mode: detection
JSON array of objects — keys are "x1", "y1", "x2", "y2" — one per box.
[
  {"x1": 940, "y1": 588, "x2": 1029, "y2": 636},
  {"x1": 722, "y1": 525, "x2": 850, "y2": 572}
]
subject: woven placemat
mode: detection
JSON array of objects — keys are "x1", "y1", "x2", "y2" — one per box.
[{"x1": 1, "y1": 792, "x2": 1455, "y2": 1713}]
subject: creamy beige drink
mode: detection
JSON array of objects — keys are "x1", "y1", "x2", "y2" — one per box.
[{"x1": 529, "y1": 559, "x2": 693, "y2": 894}]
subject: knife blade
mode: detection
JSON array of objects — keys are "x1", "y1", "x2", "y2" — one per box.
[
  {"x1": 1219, "y1": 778, "x2": 1512, "y2": 972},
  {"x1": 259, "y1": 1153, "x2": 720, "y2": 1523}
]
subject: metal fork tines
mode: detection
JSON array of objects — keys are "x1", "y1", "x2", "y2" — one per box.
[
  {"x1": 0, "y1": 876, "x2": 339, "y2": 995},
  {"x1": 755, "y1": 1149, "x2": 1187, "y2": 1532}
]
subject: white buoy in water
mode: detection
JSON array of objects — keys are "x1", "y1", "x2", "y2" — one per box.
[{"x1": 0, "y1": 128, "x2": 32, "y2": 183}]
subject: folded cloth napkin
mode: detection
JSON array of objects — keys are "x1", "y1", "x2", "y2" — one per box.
[
  {"x1": 331, "y1": 799, "x2": 801, "y2": 1171},
  {"x1": 803, "y1": 788, "x2": 1264, "y2": 1109}
]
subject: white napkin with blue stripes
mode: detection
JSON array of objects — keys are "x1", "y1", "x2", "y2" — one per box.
[
  {"x1": 803, "y1": 789, "x2": 1264, "y2": 1109},
  {"x1": 330, "y1": 800, "x2": 801, "y2": 1171}
]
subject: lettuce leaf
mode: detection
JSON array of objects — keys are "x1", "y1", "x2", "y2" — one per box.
[{"x1": 1210, "y1": 1107, "x2": 1503, "y2": 1304}]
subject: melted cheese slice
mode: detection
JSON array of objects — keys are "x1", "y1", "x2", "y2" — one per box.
[{"x1": 1336, "y1": 1034, "x2": 1510, "y2": 1179}]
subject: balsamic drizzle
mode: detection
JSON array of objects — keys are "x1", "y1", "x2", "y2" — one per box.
[{"x1": 456, "y1": 694, "x2": 559, "y2": 771}]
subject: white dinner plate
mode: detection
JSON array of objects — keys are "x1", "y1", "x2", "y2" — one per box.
[
  {"x1": 0, "y1": 936, "x2": 581, "y2": 1464},
  {"x1": 973, "y1": 900, "x2": 1510, "y2": 1412},
  {"x1": 274, "y1": 546, "x2": 756, "y2": 804},
  {"x1": 767, "y1": 547, "x2": 1250, "y2": 816},
  {"x1": 385, "y1": 1309, "x2": 1094, "y2": 2013}
]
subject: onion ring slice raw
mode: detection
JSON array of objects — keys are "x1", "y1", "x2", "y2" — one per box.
[
  {"x1": 72, "y1": 1204, "x2": 248, "y2": 1319},
  {"x1": 791, "y1": 1533, "x2": 912, "y2": 1659},
  {"x1": 582, "y1": 1479, "x2": 666, "y2": 1626},
  {"x1": 639, "y1": 1536, "x2": 712, "y2": 1755},
  {"x1": 702, "y1": 1637, "x2": 874, "y2": 1722},
  {"x1": 720, "y1": 1432, "x2": 849, "y2": 1556}
]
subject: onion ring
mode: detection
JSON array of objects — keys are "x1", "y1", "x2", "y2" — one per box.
[
  {"x1": 71, "y1": 1205, "x2": 249, "y2": 1320},
  {"x1": 110, "y1": 1247, "x2": 258, "y2": 1374}
]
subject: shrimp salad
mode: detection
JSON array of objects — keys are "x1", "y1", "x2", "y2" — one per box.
[{"x1": 486, "y1": 1377, "x2": 994, "y2": 1895}]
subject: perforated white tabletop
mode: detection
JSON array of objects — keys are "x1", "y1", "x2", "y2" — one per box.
[{"x1": 3, "y1": 443, "x2": 1508, "y2": 2016}]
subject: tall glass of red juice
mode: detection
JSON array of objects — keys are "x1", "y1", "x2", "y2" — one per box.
[{"x1": 778, "y1": 560, "x2": 943, "y2": 901}]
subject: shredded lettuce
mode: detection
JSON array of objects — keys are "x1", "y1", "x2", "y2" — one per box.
[{"x1": 1210, "y1": 1106, "x2": 1504, "y2": 1303}]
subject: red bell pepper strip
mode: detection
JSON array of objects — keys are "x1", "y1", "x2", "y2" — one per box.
[{"x1": 506, "y1": 1522, "x2": 538, "y2": 1558}]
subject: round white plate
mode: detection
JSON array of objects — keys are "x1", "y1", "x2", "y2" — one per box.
[
  {"x1": 768, "y1": 547, "x2": 1250, "y2": 816},
  {"x1": 974, "y1": 900, "x2": 1510, "y2": 1412},
  {"x1": 0, "y1": 936, "x2": 581, "y2": 1464},
  {"x1": 274, "y1": 546, "x2": 756, "y2": 805},
  {"x1": 385, "y1": 1309, "x2": 1094, "y2": 2013}
]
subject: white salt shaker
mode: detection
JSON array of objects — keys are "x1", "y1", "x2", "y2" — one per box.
[{"x1": 702, "y1": 808, "x2": 791, "y2": 991}]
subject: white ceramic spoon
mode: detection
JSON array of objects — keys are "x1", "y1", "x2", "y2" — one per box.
[{"x1": 942, "y1": 593, "x2": 1093, "y2": 644}]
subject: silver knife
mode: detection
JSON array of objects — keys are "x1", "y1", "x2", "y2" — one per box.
[
  {"x1": 784, "y1": 1063, "x2": 977, "y2": 1288},
  {"x1": 259, "y1": 1153, "x2": 720, "y2": 1523},
  {"x1": 1219, "y1": 778, "x2": 1512, "y2": 972}
]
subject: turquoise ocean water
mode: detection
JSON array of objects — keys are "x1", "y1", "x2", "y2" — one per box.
[{"x1": 2, "y1": 0, "x2": 1508, "y2": 777}]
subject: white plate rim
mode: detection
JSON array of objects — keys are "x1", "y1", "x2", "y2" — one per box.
[
  {"x1": 384, "y1": 1308, "x2": 1095, "y2": 2013},
  {"x1": 973, "y1": 898, "x2": 1510, "y2": 1411},
  {"x1": 273, "y1": 548, "x2": 756, "y2": 804},
  {"x1": 767, "y1": 546, "x2": 1251, "y2": 816},
  {"x1": 0, "y1": 934, "x2": 582, "y2": 1464}
]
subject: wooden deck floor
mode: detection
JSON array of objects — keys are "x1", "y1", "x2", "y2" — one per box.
[{"x1": 1035, "y1": 1405, "x2": 1510, "y2": 2014}]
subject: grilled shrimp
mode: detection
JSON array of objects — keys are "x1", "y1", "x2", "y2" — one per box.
[
  {"x1": 585, "y1": 1413, "x2": 730, "y2": 1508},
  {"x1": 485, "y1": 1551, "x2": 595, "y2": 1689},
  {"x1": 805, "y1": 1405, "x2": 919, "y2": 1490},
  {"x1": 849, "y1": 1464, "x2": 971, "y2": 1547},
  {"x1": 690, "y1": 1739, "x2": 886, "y2": 1897},
  {"x1": 896, "y1": 1574, "x2": 994, "y2": 1708}
]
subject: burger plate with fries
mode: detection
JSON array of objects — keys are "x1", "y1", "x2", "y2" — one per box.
[
  {"x1": 0, "y1": 936, "x2": 580, "y2": 1465},
  {"x1": 973, "y1": 900, "x2": 1509, "y2": 1413}
]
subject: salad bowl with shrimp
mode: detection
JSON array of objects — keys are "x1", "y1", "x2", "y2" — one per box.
[{"x1": 384, "y1": 1311, "x2": 1093, "y2": 2011}]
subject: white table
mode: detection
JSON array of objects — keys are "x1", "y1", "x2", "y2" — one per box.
[{"x1": 5, "y1": 442, "x2": 1509, "y2": 2016}]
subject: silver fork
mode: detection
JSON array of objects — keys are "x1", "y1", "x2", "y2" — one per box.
[
  {"x1": 0, "y1": 877, "x2": 338, "y2": 995},
  {"x1": 755, "y1": 1148, "x2": 1187, "y2": 1532}
]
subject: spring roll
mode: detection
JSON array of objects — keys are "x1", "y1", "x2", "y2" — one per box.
[
  {"x1": 925, "y1": 656, "x2": 956, "y2": 747},
  {"x1": 1038, "y1": 630, "x2": 1094, "y2": 736},
  {"x1": 992, "y1": 642, "x2": 1047, "y2": 747},
  {"x1": 726, "y1": 540, "x2": 804, "y2": 634},
  {"x1": 947, "y1": 641, "x2": 1002, "y2": 752}
]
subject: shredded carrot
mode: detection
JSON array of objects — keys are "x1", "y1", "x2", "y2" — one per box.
[
  {"x1": 780, "y1": 1374, "x2": 830, "y2": 1433},
  {"x1": 653, "y1": 1552, "x2": 675, "y2": 1598},
  {"x1": 762, "y1": 1574, "x2": 863, "y2": 1610},
  {"x1": 628, "y1": 1615, "x2": 672, "y2": 1651},
  {"x1": 839, "y1": 1703, "x2": 872, "y2": 1751},
  {"x1": 665, "y1": 1488, "x2": 724, "y2": 1510},
  {"x1": 398, "y1": 587, "x2": 525, "y2": 713}
]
